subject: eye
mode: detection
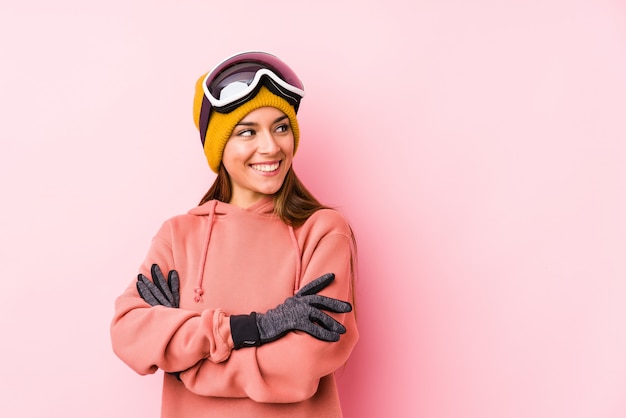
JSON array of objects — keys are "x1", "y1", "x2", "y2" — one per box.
[
  {"x1": 236, "y1": 128, "x2": 255, "y2": 138},
  {"x1": 275, "y1": 123, "x2": 290, "y2": 133}
]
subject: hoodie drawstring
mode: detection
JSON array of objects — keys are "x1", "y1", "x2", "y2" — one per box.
[
  {"x1": 193, "y1": 200, "x2": 302, "y2": 301},
  {"x1": 288, "y1": 225, "x2": 302, "y2": 293},
  {"x1": 195, "y1": 200, "x2": 217, "y2": 303}
]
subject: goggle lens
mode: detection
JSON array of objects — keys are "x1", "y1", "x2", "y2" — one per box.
[
  {"x1": 197, "y1": 52, "x2": 305, "y2": 147},
  {"x1": 208, "y1": 63, "x2": 265, "y2": 100},
  {"x1": 204, "y1": 61, "x2": 304, "y2": 113}
]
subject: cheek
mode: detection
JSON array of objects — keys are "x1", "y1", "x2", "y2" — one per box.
[
  {"x1": 222, "y1": 141, "x2": 248, "y2": 166},
  {"x1": 281, "y1": 136, "x2": 295, "y2": 158}
]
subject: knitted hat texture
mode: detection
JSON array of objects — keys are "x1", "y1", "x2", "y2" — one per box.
[{"x1": 193, "y1": 79, "x2": 300, "y2": 173}]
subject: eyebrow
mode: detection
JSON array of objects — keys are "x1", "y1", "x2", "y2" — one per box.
[{"x1": 235, "y1": 115, "x2": 289, "y2": 127}]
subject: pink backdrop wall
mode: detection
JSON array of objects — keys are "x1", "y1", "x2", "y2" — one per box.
[{"x1": 1, "y1": 1, "x2": 625, "y2": 417}]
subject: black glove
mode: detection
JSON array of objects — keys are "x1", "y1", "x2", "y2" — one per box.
[
  {"x1": 136, "y1": 264, "x2": 180, "y2": 308},
  {"x1": 136, "y1": 264, "x2": 182, "y2": 380},
  {"x1": 230, "y1": 273, "x2": 352, "y2": 349}
]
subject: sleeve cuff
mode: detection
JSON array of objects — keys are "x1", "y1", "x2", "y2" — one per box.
[{"x1": 230, "y1": 313, "x2": 261, "y2": 349}]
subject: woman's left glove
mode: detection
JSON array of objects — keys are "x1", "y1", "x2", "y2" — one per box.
[
  {"x1": 136, "y1": 264, "x2": 180, "y2": 308},
  {"x1": 230, "y1": 273, "x2": 352, "y2": 349}
]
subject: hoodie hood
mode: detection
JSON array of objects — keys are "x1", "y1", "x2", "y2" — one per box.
[
  {"x1": 185, "y1": 197, "x2": 301, "y2": 302},
  {"x1": 188, "y1": 196, "x2": 275, "y2": 217}
]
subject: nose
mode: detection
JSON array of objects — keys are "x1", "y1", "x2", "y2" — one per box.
[{"x1": 257, "y1": 130, "x2": 280, "y2": 155}]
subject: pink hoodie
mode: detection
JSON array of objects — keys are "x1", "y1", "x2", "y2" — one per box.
[{"x1": 111, "y1": 197, "x2": 358, "y2": 417}]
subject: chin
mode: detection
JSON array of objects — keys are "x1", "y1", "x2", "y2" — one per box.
[
  {"x1": 258, "y1": 185, "x2": 283, "y2": 196},
  {"x1": 256, "y1": 179, "x2": 286, "y2": 196}
]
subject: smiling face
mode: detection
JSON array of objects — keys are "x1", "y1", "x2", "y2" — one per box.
[{"x1": 222, "y1": 106, "x2": 295, "y2": 208}]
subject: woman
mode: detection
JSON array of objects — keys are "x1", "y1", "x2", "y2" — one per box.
[{"x1": 111, "y1": 51, "x2": 359, "y2": 417}]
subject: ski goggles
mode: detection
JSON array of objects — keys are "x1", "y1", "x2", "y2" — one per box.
[{"x1": 198, "y1": 51, "x2": 305, "y2": 144}]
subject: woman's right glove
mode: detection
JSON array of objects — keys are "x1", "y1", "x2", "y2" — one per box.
[
  {"x1": 229, "y1": 273, "x2": 352, "y2": 349},
  {"x1": 136, "y1": 264, "x2": 180, "y2": 308}
]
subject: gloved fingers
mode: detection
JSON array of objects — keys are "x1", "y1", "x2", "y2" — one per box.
[
  {"x1": 301, "y1": 326, "x2": 341, "y2": 342},
  {"x1": 300, "y1": 294, "x2": 353, "y2": 313},
  {"x1": 151, "y1": 264, "x2": 174, "y2": 305},
  {"x1": 137, "y1": 278, "x2": 158, "y2": 306},
  {"x1": 306, "y1": 308, "x2": 347, "y2": 335},
  {"x1": 299, "y1": 318, "x2": 342, "y2": 342},
  {"x1": 137, "y1": 276, "x2": 164, "y2": 306},
  {"x1": 168, "y1": 269, "x2": 181, "y2": 308},
  {"x1": 297, "y1": 273, "x2": 335, "y2": 297},
  {"x1": 137, "y1": 274, "x2": 172, "y2": 307}
]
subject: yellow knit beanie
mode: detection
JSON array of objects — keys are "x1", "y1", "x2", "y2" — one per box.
[{"x1": 193, "y1": 77, "x2": 300, "y2": 173}]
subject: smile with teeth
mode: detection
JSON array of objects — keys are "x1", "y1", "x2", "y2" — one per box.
[{"x1": 250, "y1": 161, "x2": 280, "y2": 173}]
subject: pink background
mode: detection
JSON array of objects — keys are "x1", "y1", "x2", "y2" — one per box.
[{"x1": 1, "y1": 1, "x2": 625, "y2": 417}]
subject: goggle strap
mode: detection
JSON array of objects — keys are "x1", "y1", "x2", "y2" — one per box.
[{"x1": 199, "y1": 95, "x2": 211, "y2": 146}]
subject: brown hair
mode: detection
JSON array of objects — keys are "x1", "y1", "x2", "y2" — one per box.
[
  {"x1": 198, "y1": 164, "x2": 358, "y2": 309},
  {"x1": 198, "y1": 165, "x2": 326, "y2": 226}
]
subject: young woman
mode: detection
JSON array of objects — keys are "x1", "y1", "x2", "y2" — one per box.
[{"x1": 111, "y1": 51, "x2": 359, "y2": 417}]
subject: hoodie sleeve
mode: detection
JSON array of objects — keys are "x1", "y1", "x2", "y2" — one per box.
[
  {"x1": 110, "y1": 221, "x2": 235, "y2": 375},
  {"x1": 178, "y1": 210, "x2": 359, "y2": 403}
]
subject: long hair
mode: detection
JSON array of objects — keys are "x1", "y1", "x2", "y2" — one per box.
[
  {"x1": 198, "y1": 164, "x2": 358, "y2": 309},
  {"x1": 199, "y1": 165, "x2": 326, "y2": 226}
]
